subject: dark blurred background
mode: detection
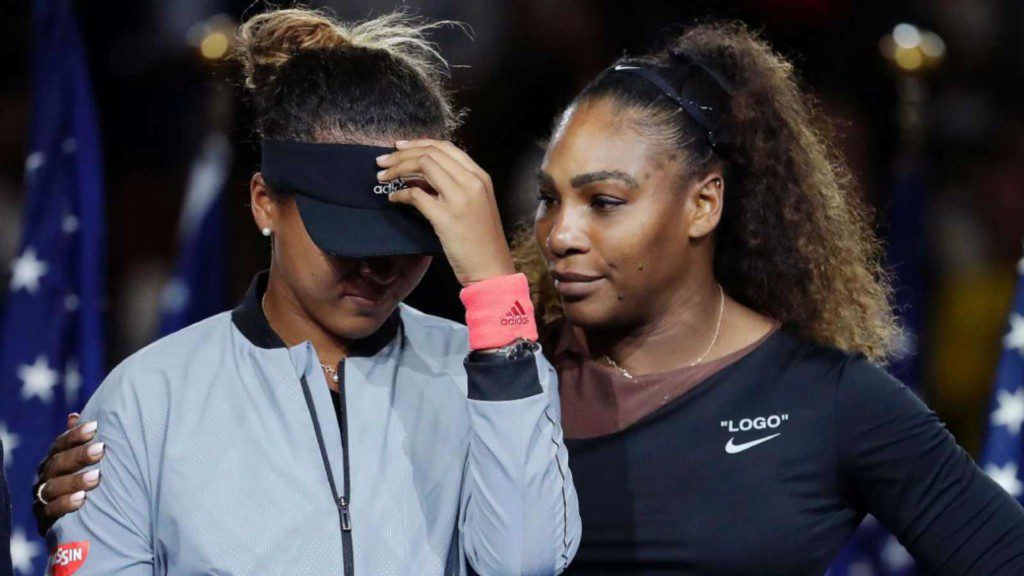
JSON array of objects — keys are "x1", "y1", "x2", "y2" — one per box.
[
  {"x1": 2, "y1": 0, "x2": 1023, "y2": 472},
  {"x1": 3, "y1": 1, "x2": 1024, "y2": 574}
]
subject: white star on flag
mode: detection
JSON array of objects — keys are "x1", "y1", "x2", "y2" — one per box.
[
  {"x1": 881, "y1": 535, "x2": 914, "y2": 571},
  {"x1": 161, "y1": 277, "x2": 191, "y2": 314},
  {"x1": 18, "y1": 354, "x2": 60, "y2": 404},
  {"x1": 859, "y1": 514, "x2": 879, "y2": 529},
  {"x1": 10, "y1": 247, "x2": 50, "y2": 294},
  {"x1": 0, "y1": 420, "x2": 20, "y2": 469},
  {"x1": 1005, "y1": 314, "x2": 1024, "y2": 356},
  {"x1": 65, "y1": 358, "x2": 82, "y2": 405},
  {"x1": 985, "y1": 462, "x2": 1024, "y2": 497},
  {"x1": 62, "y1": 213, "x2": 79, "y2": 234},
  {"x1": 10, "y1": 528, "x2": 42, "y2": 575},
  {"x1": 991, "y1": 387, "x2": 1024, "y2": 436},
  {"x1": 24, "y1": 151, "x2": 45, "y2": 173}
]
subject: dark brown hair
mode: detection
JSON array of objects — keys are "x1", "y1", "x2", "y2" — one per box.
[
  {"x1": 236, "y1": 7, "x2": 461, "y2": 145},
  {"x1": 516, "y1": 21, "x2": 898, "y2": 362}
]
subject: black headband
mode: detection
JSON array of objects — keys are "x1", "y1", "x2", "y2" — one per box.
[{"x1": 611, "y1": 49, "x2": 731, "y2": 153}]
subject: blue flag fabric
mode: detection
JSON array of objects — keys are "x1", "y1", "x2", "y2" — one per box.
[
  {"x1": 980, "y1": 245, "x2": 1024, "y2": 503},
  {"x1": 827, "y1": 167, "x2": 925, "y2": 576},
  {"x1": 158, "y1": 132, "x2": 232, "y2": 336},
  {"x1": 0, "y1": 0, "x2": 105, "y2": 573}
]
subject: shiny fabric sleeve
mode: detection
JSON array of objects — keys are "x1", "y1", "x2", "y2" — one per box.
[
  {"x1": 459, "y1": 347, "x2": 582, "y2": 575},
  {"x1": 837, "y1": 356, "x2": 1024, "y2": 575}
]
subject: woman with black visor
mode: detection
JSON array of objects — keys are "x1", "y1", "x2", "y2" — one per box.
[
  {"x1": 30, "y1": 7, "x2": 579, "y2": 576},
  {"x1": 37, "y1": 14, "x2": 1024, "y2": 576}
]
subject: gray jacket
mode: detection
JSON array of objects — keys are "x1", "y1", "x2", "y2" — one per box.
[{"x1": 47, "y1": 272, "x2": 580, "y2": 575}]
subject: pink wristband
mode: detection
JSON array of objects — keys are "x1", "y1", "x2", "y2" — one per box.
[{"x1": 460, "y1": 273, "x2": 538, "y2": 350}]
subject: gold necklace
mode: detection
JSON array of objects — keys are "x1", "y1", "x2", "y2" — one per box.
[
  {"x1": 262, "y1": 293, "x2": 340, "y2": 383},
  {"x1": 321, "y1": 363, "x2": 341, "y2": 384},
  {"x1": 603, "y1": 284, "x2": 726, "y2": 380}
]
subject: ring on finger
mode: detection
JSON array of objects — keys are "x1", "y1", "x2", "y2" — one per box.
[{"x1": 36, "y1": 482, "x2": 49, "y2": 506}]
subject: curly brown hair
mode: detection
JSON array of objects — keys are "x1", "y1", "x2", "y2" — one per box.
[{"x1": 514, "y1": 21, "x2": 898, "y2": 362}]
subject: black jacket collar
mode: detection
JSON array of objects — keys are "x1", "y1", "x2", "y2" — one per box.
[{"x1": 231, "y1": 270, "x2": 400, "y2": 357}]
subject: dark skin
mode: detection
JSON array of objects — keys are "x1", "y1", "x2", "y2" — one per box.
[
  {"x1": 32, "y1": 137, "x2": 515, "y2": 533},
  {"x1": 36, "y1": 99, "x2": 773, "y2": 526},
  {"x1": 535, "y1": 97, "x2": 774, "y2": 374}
]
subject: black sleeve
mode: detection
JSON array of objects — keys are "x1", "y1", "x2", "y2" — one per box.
[
  {"x1": 463, "y1": 349, "x2": 543, "y2": 401},
  {"x1": 837, "y1": 356, "x2": 1024, "y2": 575}
]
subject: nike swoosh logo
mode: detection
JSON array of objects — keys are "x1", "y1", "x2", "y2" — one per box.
[{"x1": 725, "y1": 433, "x2": 781, "y2": 454}]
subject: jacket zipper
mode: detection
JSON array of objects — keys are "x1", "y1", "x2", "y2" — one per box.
[
  {"x1": 298, "y1": 364, "x2": 355, "y2": 576},
  {"x1": 336, "y1": 359, "x2": 355, "y2": 576}
]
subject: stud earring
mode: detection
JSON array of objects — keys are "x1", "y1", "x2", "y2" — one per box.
[{"x1": 261, "y1": 227, "x2": 272, "y2": 237}]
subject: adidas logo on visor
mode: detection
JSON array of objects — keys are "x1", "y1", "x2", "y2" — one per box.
[
  {"x1": 374, "y1": 178, "x2": 406, "y2": 194},
  {"x1": 500, "y1": 300, "x2": 530, "y2": 326}
]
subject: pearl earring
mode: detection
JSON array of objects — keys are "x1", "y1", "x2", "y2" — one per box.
[{"x1": 261, "y1": 227, "x2": 272, "y2": 237}]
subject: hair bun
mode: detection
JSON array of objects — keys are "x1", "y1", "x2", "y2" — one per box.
[{"x1": 237, "y1": 8, "x2": 351, "y2": 91}]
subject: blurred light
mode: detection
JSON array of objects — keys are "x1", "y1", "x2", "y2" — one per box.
[
  {"x1": 893, "y1": 23, "x2": 922, "y2": 49},
  {"x1": 200, "y1": 32, "x2": 230, "y2": 60},
  {"x1": 894, "y1": 46, "x2": 924, "y2": 71},
  {"x1": 188, "y1": 14, "x2": 236, "y2": 62},
  {"x1": 880, "y1": 24, "x2": 946, "y2": 75},
  {"x1": 920, "y1": 31, "x2": 946, "y2": 59}
]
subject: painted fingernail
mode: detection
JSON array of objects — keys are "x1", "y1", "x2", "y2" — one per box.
[
  {"x1": 375, "y1": 154, "x2": 389, "y2": 163},
  {"x1": 377, "y1": 170, "x2": 387, "y2": 181},
  {"x1": 80, "y1": 421, "x2": 97, "y2": 435},
  {"x1": 87, "y1": 442, "x2": 105, "y2": 457},
  {"x1": 70, "y1": 491, "x2": 86, "y2": 504},
  {"x1": 395, "y1": 140, "x2": 408, "y2": 146},
  {"x1": 83, "y1": 469, "x2": 100, "y2": 483}
]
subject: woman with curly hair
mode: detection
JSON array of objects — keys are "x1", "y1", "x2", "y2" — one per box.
[
  {"x1": 507, "y1": 21, "x2": 1024, "y2": 574},
  {"x1": 36, "y1": 16, "x2": 1024, "y2": 576}
]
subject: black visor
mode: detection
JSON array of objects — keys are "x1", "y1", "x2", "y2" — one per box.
[{"x1": 261, "y1": 140, "x2": 442, "y2": 258}]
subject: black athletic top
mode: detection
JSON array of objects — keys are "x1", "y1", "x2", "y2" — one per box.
[{"x1": 562, "y1": 330, "x2": 1024, "y2": 575}]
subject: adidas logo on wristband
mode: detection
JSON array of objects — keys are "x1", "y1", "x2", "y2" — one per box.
[{"x1": 501, "y1": 300, "x2": 531, "y2": 326}]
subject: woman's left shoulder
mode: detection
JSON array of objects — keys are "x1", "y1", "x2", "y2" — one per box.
[
  {"x1": 783, "y1": 336, "x2": 930, "y2": 433},
  {"x1": 774, "y1": 331, "x2": 910, "y2": 403}
]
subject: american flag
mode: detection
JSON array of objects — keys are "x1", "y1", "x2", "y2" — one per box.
[
  {"x1": 980, "y1": 245, "x2": 1024, "y2": 502},
  {"x1": 0, "y1": 0, "x2": 106, "y2": 573}
]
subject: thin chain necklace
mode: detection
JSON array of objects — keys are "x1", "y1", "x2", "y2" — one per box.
[
  {"x1": 603, "y1": 284, "x2": 726, "y2": 380},
  {"x1": 262, "y1": 293, "x2": 341, "y2": 383}
]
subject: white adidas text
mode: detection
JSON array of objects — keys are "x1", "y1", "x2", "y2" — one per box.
[{"x1": 374, "y1": 179, "x2": 406, "y2": 194}]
